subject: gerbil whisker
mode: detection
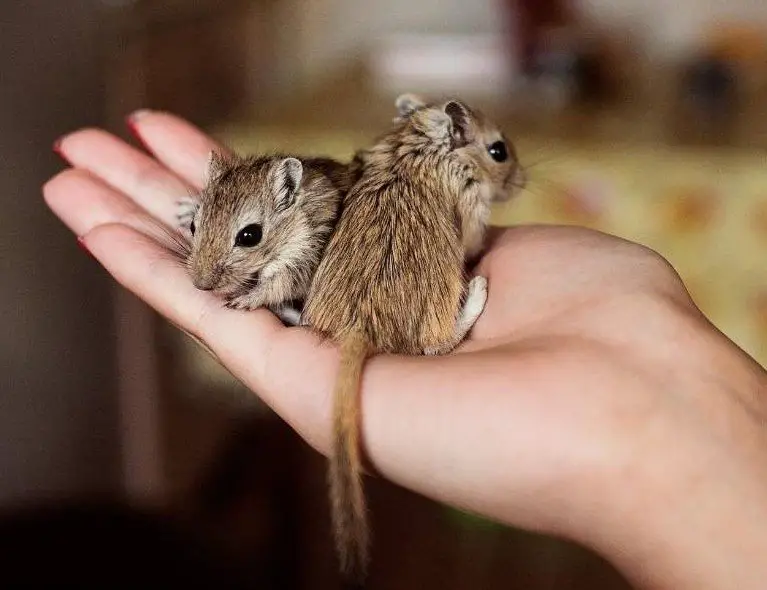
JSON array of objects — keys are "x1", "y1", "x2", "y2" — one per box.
[
  {"x1": 513, "y1": 174, "x2": 566, "y2": 200},
  {"x1": 522, "y1": 142, "x2": 579, "y2": 164},
  {"x1": 528, "y1": 176, "x2": 568, "y2": 192},
  {"x1": 517, "y1": 145, "x2": 579, "y2": 180},
  {"x1": 137, "y1": 215, "x2": 192, "y2": 264}
]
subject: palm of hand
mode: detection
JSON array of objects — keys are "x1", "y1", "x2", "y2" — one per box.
[{"x1": 44, "y1": 113, "x2": 767, "y2": 584}]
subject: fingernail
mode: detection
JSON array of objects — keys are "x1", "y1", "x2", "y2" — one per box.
[
  {"x1": 53, "y1": 136, "x2": 68, "y2": 162},
  {"x1": 76, "y1": 236, "x2": 94, "y2": 258},
  {"x1": 126, "y1": 109, "x2": 151, "y2": 137}
]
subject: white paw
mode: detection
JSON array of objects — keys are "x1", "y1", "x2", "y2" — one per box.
[
  {"x1": 464, "y1": 275, "x2": 488, "y2": 320},
  {"x1": 275, "y1": 306, "x2": 302, "y2": 327}
]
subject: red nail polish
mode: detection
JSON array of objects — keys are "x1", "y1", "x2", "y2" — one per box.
[
  {"x1": 125, "y1": 117, "x2": 140, "y2": 140},
  {"x1": 53, "y1": 137, "x2": 68, "y2": 162},
  {"x1": 125, "y1": 109, "x2": 150, "y2": 145},
  {"x1": 76, "y1": 237, "x2": 94, "y2": 258}
]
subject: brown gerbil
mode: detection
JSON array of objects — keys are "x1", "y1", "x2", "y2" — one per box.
[
  {"x1": 301, "y1": 94, "x2": 524, "y2": 582},
  {"x1": 183, "y1": 151, "x2": 349, "y2": 324},
  {"x1": 355, "y1": 92, "x2": 525, "y2": 261}
]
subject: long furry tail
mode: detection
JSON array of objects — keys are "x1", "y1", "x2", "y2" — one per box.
[{"x1": 330, "y1": 331, "x2": 370, "y2": 584}]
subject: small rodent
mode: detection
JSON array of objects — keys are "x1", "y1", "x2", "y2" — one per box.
[
  {"x1": 301, "y1": 94, "x2": 524, "y2": 583},
  {"x1": 182, "y1": 151, "x2": 349, "y2": 325},
  {"x1": 353, "y1": 93, "x2": 526, "y2": 261}
]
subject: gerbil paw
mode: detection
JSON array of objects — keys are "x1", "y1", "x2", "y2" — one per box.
[
  {"x1": 176, "y1": 197, "x2": 198, "y2": 231},
  {"x1": 223, "y1": 299, "x2": 243, "y2": 311},
  {"x1": 464, "y1": 275, "x2": 488, "y2": 318},
  {"x1": 423, "y1": 341, "x2": 457, "y2": 356},
  {"x1": 273, "y1": 305, "x2": 302, "y2": 327},
  {"x1": 223, "y1": 295, "x2": 258, "y2": 311},
  {"x1": 451, "y1": 275, "x2": 488, "y2": 345}
]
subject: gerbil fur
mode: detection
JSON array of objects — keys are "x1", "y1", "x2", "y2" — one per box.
[
  {"x1": 301, "y1": 93, "x2": 523, "y2": 583},
  {"x1": 183, "y1": 152, "x2": 350, "y2": 323}
]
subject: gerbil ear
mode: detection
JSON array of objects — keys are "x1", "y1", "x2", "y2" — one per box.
[
  {"x1": 203, "y1": 150, "x2": 231, "y2": 184},
  {"x1": 395, "y1": 93, "x2": 426, "y2": 118},
  {"x1": 275, "y1": 157, "x2": 303, "y2": 212},
  {"x1": 201, "y1": 150, "x2": 216, "y2": 186},
  {"x1": 444, "y1": 100, "x2": 475, "y2": 148}
]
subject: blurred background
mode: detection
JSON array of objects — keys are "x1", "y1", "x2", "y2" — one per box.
[{"x1": 3, "y1": 0, "x2": 767, "y2": 587}]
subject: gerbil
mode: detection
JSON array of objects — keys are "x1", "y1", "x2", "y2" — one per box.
[
  {"x1": 354, "y1": 92, "x2": 525, "y2": 261},
  {"x1": 183, "y1": 151, "x2": 349, "y2": 324},
  {"x1": 301, "y1": 94, "x2": 523, "y2": 583}
]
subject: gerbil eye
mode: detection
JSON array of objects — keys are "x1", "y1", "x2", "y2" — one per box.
[
  {"x1": 488, "y1": 141, "x2": 508, "y2": 163},
  {"x1": 235, "y1": 224, "x2": 262, "y2": 247},
  {"x1": 189, "y1": 221, "x2": 196, "y2": 236}
]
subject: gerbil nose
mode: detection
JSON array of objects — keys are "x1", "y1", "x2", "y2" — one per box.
[{"x1": 192, "y1": 265, "x2": 224, "y2": 291}]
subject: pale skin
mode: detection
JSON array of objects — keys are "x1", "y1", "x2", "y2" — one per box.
[{"x1": 45, "y1": 110, "x2": 767, "y2": 590}]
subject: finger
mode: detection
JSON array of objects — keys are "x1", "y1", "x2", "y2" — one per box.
[
  {"x1": 43, "y1": 168, "x2": 176, "y2": 242},
  {"x1": 57, "y1": 128, "x2": 193, "y2": 226},
  {"x1": 83, "y1": 223, "x2": 627, "y2": 549},
  {"x1": 81, "y1": 223, "x2": 337, "y2": 450},
  {"x1": 79, "y1": 226, "x2": 560, "y2": 536},
  {"x1": 126, "y1": 110, "x2": 231, "y2": 190},
  {"x1": 84, "y1": 223, "x2": 239, "y2": 345}
]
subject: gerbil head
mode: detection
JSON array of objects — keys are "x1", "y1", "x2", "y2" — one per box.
[
  {"x1": 393, "y1": 93, "x2": 526, "y2": 202},
  {"x1": 187, "y1": 152, "x2": 305, "y2": 300}
]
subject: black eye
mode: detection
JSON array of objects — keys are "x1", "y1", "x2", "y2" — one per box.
[
  {"x1": 189, "y1": 221, "x2": 195, "y2": 236},
  {"x1": 235, "y1": 224, "x2": 262, "y2": 247},
  {"x1": 488, "y1": 141, "x2": 508, "y2": 163}
]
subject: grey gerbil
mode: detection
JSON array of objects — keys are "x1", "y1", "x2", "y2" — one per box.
[{"x1": 183, "y1": 151, "x2": 349, "y2": 325}]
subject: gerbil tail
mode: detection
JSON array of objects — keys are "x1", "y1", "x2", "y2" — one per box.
[{"x1": 330, "y1": 330, "x2": 371, "y2": 585}]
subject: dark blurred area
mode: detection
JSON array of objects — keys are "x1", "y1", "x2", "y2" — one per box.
[{"x1": 2, "y1": 0, "x2": 767, "y2": 588}]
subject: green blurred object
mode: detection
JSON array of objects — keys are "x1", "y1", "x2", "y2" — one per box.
[{"x1": 444, "y1": 505, "x2": 504, "y2": 531}]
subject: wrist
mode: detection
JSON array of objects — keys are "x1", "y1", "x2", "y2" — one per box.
[
  {"x1": 590, "y1": 339, "x2": 767, "y2": 589},
  {"x1": 606, "y1": 446, "x2": 767, "y2": 590}
]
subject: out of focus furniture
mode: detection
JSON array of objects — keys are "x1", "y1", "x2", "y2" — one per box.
[
  {"x1": 106, "y1": 0, "x2": 280, "y2": 126},
  {"x1": 1, "y1": 0, "x2": 121, "y2": 504}
]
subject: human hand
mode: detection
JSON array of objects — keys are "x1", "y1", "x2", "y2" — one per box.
[{"x1": 44, "y1": 111, "x2": 767, "y2": 590}]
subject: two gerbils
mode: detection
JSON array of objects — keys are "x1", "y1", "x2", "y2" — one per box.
[{"x1": 179, "y1": 93, "x2": 524, "y2": 583}]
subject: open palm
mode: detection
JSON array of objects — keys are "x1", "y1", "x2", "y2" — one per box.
[{"x1": 44, "y1": 111, "x2": 767, "y2": 590}]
